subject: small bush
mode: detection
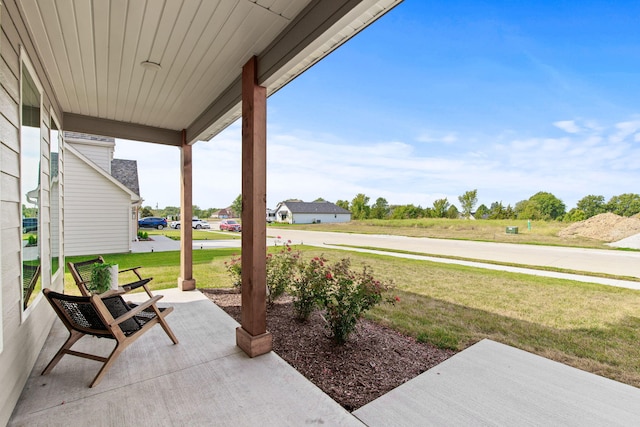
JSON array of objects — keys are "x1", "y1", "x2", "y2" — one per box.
[
  {"x1": 290, "y1": 255, "x2": 329, "y2": 321},
  {"x1": 137, "y1": 231, "x2": 149, "y2": 240},
  {"x1": 316, "y1": 258, "x2": 394, "y2": 344},
  {"x1": 224, "y1": 255, "x2": 242, "y2": 289}
]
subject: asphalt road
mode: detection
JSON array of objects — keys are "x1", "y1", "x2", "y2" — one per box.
[{"x1": 267, "y1": 228, "x2": 640, "y2": 279}]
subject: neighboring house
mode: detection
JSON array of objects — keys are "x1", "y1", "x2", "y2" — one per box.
[
  {"x1": 64, "y1": 132, "x2": 142, "y2": 256},
  {"x1": 213, "y1": 208, "x2": 233, "y2": 219},
  {"x1": 274, "y1": 201, "x2": 351, "y2": 224}
]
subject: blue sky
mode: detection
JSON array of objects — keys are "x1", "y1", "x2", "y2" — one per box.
[{"x1": 116, "y1": 0, "x2": 640, "y2": 211}]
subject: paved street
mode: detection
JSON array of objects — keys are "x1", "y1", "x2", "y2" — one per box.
[{"x1": 267, "y1": 228, "x2": 640, "y2": 279}]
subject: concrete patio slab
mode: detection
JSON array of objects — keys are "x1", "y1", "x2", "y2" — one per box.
[
  {"x1": 354, "y1": 339, "x2": 640, "y2": 426},
  {"x1": 9, "y1": 289, "x2": 361, "y2": 427}
]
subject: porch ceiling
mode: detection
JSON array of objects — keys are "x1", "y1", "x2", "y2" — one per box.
[{"x1": 16, "y1": 0, "x2": 402, "y2": 146}]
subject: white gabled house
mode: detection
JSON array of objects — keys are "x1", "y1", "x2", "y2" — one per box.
[
  {"x1": 64, "y1": 133, "x2": 142, "y2": 256},
  {"x1": 274, "y1": 201, "x2": 351, "y2": 224}
]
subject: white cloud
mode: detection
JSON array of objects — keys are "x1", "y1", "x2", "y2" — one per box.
[
  {"x1": 115, "y1": 118, "x2": 640, "y2": 212},
  {"x1": 416, "y1": 131, "x2": 458, "y2": 144},
  {"x1": 553, "y1": 120, "x2": 581, "y2": 133}
]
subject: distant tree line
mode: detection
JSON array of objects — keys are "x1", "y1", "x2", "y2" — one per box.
[
  {"x1": 139, "y1": 191, "x2": 640, "y2": 223},
  {"x1": 334, "y1": 191, "x2": 640, "y2": 222}
]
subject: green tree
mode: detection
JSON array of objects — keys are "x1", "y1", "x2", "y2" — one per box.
[
  {"x1": 390, "y1": 204, "x2": 423, "y2": 219},
  {"x1": 458, "y1": 189, "x2": 478, "y2": 219},
  {"x1": 313, "y1": 197, "x2": 326, "y2": 202},
  {"x1": 576, "y1": 195, "x2": 606, "y2": 219},
  {"x1": 564, "y1": 208, "x2": 586, "y2": 222},
  {"x1": 370, "y1": 197, "x2": 390, "y2": 219},
  {"x1": 432, "y1": 198, "x2": 450, "y2": 218},
  {"x1": 607, "y1": 193, "x2": 640, "y2": 217},
  {"x1": 351, "y1": 193, "x2": 370, "y2": 220},
  {"x1": 446, "y1": 204, "x2": 460, "y2": 219},
  {"x1": 489, "y1": 201, "x2": 506, "y2": 219},
  {"x1": 140, "y1": 206, "x2": 154, "y2": 217},
  {"x1": 475, "y1": 204, "x2": 489, "y2": 219},
  {"x1": 231, "y1": 194, "x2": 242, "y2": 217},
  {"x1": 529, "y1": 191, "x2": 566, "y2": 220},
  {"x1": 335, "y1": 199, "x2": 350, "y2": 210}
]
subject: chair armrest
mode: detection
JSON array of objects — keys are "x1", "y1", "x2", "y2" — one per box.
[
  {"x1": 121, "y1": 278, "x2": 153, "y2": 292},
  {"x1": 118, "y1": 266, "x2": 143, "y2": 274},
  {"x1": 97, "y1": 288, "x2": 127, "y2": 298},
  {"x1": 107, "y1": 295, "x2": 164, "y2": 326}
]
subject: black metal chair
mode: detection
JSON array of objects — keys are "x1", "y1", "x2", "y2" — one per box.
[{"x1": 42, "y1": 288, "x2": 178, "y2": 387}]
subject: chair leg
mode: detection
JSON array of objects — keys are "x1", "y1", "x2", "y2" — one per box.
[
  {"x1": 90, "y1": 343, "x2": 126, "y2": 388},
  {"x1": 42, "y1": 330, "x2": 84, "y2": 376},
  {"x1": 157, "y1": 311, "x2": 179, "y2": 344}
]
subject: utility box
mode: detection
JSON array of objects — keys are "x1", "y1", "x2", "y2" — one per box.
[{"x1": 506, "y1": 226, "x2": 518, "y2": 234}]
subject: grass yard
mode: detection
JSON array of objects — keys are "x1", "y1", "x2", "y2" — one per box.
[{"x1": 64, "y1": 245, "x2": 640, "y2": 388}]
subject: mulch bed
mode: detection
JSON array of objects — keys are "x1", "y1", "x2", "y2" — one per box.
[{"x1": 200, "y1": 288, "x2": 456, "y2": 411}]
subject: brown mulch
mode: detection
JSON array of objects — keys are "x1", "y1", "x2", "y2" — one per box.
[{"x1": 200, "y1": 288, "x2": 456, "y2": 412}]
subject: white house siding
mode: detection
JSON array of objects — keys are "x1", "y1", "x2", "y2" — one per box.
[
  {"x1": 65, "y1": 137, "x2": 114, "y2": 173},
  {"x1": 0, "y1": 4, "x2": 64, "y2": 425},
  {"x1": 289, "y1": 213, "x2": 351, "y2": 224},
  {"x1": 64, "y1": 149, "x2": 132, "y2": 256}
]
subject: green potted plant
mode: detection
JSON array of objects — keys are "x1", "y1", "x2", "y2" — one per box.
[{"x1": 89, "y1": 262, "x2": 118, "y2": 294}]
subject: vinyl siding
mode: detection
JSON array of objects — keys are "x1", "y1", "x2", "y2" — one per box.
[
  {"x1": 68, "y1": 140, "x2": 113, "y2": 172},
  {"x1": 0, "y1": 4, "x2": 63, "y2": 424},
  {"x1": 64, "y1": 149, "x2": 132, "y2": 256},
  {"x1": 290, "y1": 213, "x2": 351, "y2": 224}
]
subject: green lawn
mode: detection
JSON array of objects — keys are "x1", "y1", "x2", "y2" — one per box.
[{"x1": 64, "y1": 245, "x2": 640, "y2": 389}]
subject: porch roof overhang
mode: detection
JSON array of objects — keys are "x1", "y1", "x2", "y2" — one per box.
[{"x1": 14, "y1": 0, "x2": 402, "y2": 146}]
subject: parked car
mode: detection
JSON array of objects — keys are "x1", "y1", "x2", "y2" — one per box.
[
  {"x1": 191, "y1": 219, "x2": 211, "y2": 229},
  {"x1": 138, "y1": 217, "x2": 167, "y2": 229},
  {"x1": 219, "y1": 219, "x2": 242, "y2": 232},
  {"x1": 170, "y1": 219, "x2": 211, "y2": 229}
]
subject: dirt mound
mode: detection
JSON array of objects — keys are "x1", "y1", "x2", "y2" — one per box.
[{"x1": 559, "y1": 213, "x2": 640, "y2": 242}]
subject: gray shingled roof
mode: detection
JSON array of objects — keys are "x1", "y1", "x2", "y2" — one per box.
[
  {"x1": 281, "y1": 201, "x2": 350, "y2": 214},
  {"x1": 111, "y1": 159, "x2": 140, "y2": 196}
]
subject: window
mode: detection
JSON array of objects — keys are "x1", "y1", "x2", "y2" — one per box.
[{"x1": 20, "y1": 54, "x2": 43, "y2": 310}]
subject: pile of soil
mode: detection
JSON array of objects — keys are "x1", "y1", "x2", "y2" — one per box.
[
  {"x1": 558, "y1": 213, "x2": 640, "y2": 242},
  {"x1": 201, "y1": 288, "x2": 455, "y2": 411}
]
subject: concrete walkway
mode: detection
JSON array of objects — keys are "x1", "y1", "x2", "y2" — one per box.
[{"x1": 354, "y1": 339, "x2": 640, "y2": 426}]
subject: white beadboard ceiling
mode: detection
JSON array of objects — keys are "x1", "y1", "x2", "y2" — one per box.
[{"x1": 17, "y1": 0, "x2": 402, "y2": 145}]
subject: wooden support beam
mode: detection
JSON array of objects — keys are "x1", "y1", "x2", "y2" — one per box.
[
  {"x1": 178, "y1": 130, "x2": 195, "y2": 291},
  {"x1": 236, "y1": 56, "x2": 272, "y2": 357}
]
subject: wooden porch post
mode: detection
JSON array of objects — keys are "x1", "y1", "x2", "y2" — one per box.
[
  {"x1": 178, "y1": 129, "x2": 195, "y2": 291},
  {"x1": 235, "y1": 56, "x2": 272, "y2": 357}
]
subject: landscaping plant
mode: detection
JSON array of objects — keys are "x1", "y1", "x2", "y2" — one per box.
[
  {"x1": 290, "y1": 255, "x2": 330, "y2": 321},
  {"x1": 315, "y1": 258, "x2": 394, "y2": 344},
  {"x1": 89, "y1": 262, "x2": 115, "y2": 294}
]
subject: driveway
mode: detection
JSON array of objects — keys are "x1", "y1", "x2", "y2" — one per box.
[{"x1": 267, "y1": 228, "x2": 640, "y2": 278}]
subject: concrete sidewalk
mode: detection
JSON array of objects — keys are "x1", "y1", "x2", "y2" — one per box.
[{"x1": 354, "y1": 339, "x2": 640, "y2": 426}]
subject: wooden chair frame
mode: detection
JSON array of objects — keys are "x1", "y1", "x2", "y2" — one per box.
[
  {"x1": 42, "y1": 288, "x2": 178, "y2": 387},
  {"x1": 67, "y1": 256, "x2": 154, "y2": 297}
]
